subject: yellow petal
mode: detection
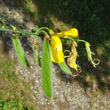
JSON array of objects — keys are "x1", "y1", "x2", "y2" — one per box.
[
  {"x1": 64, "y1": 28, "x2": 78, "y2": 38},
  {"x1": 50, "y1": 28, "x2": 78, "y2": 38},
  {"x1": 50, "y1": 37, "x2": 64, "y2": 63}
]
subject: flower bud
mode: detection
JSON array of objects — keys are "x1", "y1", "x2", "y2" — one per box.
[
  {"x1": 64, "y1": 28, "x2": 78, "y2": 38},
  {"x1": 50, "y1": 28, "x2": 78, "y2": 38}
]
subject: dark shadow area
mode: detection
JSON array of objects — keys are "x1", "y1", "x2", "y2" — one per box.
[{"x1": 0, "y1": 0, "x2": 110, "y2": 93}]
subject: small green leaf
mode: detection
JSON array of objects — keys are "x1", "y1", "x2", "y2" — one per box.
[
  {"x1": 59, "y1": 61, "x2": 71, "y2": 74},
  {"x1": 12, "y1": 34, "x2": 29, "y2": 66},
  {"x1": 20, "y1": 29, "x2": 27, "y2": 36},
  {"x1": 42, "y1": 38, "x2": 52, "y2": 98},
  {"x1": 33, "y1": 45, "x2": 41, "y2": 66}
]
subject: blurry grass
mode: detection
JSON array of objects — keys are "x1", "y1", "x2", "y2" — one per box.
[{"x1": 0, "y1": 47, "x2": 36, "y2": 109}]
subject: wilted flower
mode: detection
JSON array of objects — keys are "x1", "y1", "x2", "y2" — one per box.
[{"x1": 67, "y1": 41, "x2": 78, "y2": 70}]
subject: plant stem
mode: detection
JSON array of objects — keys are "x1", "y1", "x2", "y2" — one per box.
[
  {"x1": 0, "y1": 28, "x2": 38, "y2": 36},
  {"x1": 79, "y1": 40, "x2": 86, "y2": 43},
  {"x1": 38, "y1": 30, "x2": 47, "y2": 34},
  {"x1": 0, "y1": 28, "x2": 16, "y2": 32},
  {"x1": 38, "y1": 27, "x2": 50, "y2": 31},
  {"x1": 35, "y1": 27, "x2": 49, "y2": 35},
  {"x1": 63, "y1": 37, "x2": 74, "y2": 41}
]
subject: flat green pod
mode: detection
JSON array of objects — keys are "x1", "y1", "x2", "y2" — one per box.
[
  {"x1": 42, "y1": 38, "x2": 52, "y2": 98},
  {"x1": 12, "y1": 34, "x2": 29, "y2": 66},
  {"x1": 59, "y1": 61, "x2": 71, "y2": 74}
]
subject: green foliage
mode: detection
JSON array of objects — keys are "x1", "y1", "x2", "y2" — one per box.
[
  {"x1": 0, "y1": 98, "x2": 34, "y2": 110},
  {"x1": 12, "y1": 34, "x2": 29, "y2": 66},
  {"x1": 59, "y1": 61, "x2": 71, "y2": 74},
  {"x1": 0, "y1": 52, "x2": 35, "y2": 110},
  {"x1": 42, "y1": 38, "x2": 52, "y2": 98},
  {"x1": 20, "y1": 29, "x2": 27, "y2": 37}
]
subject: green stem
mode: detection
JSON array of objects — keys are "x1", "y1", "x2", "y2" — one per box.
[
  {"x1": 35, "y1": 27, "x2": 49, "y2": 35},
  {"x1": 63, "y1": 37, "x2": 74, "y2": 41},
  {"x1": 31, "y1": 35, "x2": 36, "y2": 39},
  {"x1": 0, "y1": 28, "x2": 48, "y2": 39},
  {"x1": 79, "y1": 40, "x2": 86, "y2": 43},
  {"x1": 0, "y1": 28, "x2": 16, "y2": 32},
  {"x1": 0, "y1": 28, "x2": 38, "y2": 36},
  {"x1": 38, "y1": 30, "x2": 47, "y2": 35},
  {"x1": 38, "y1": 27, "x2": 50, "y2": 31}
]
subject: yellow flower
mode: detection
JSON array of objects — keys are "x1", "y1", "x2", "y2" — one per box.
[
  {"x1": 50, "y1": 37, "x2": 64, "y2": 63},
  {"x1": 50, "y1": 28, "x2": 78, "y2": 38}
]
